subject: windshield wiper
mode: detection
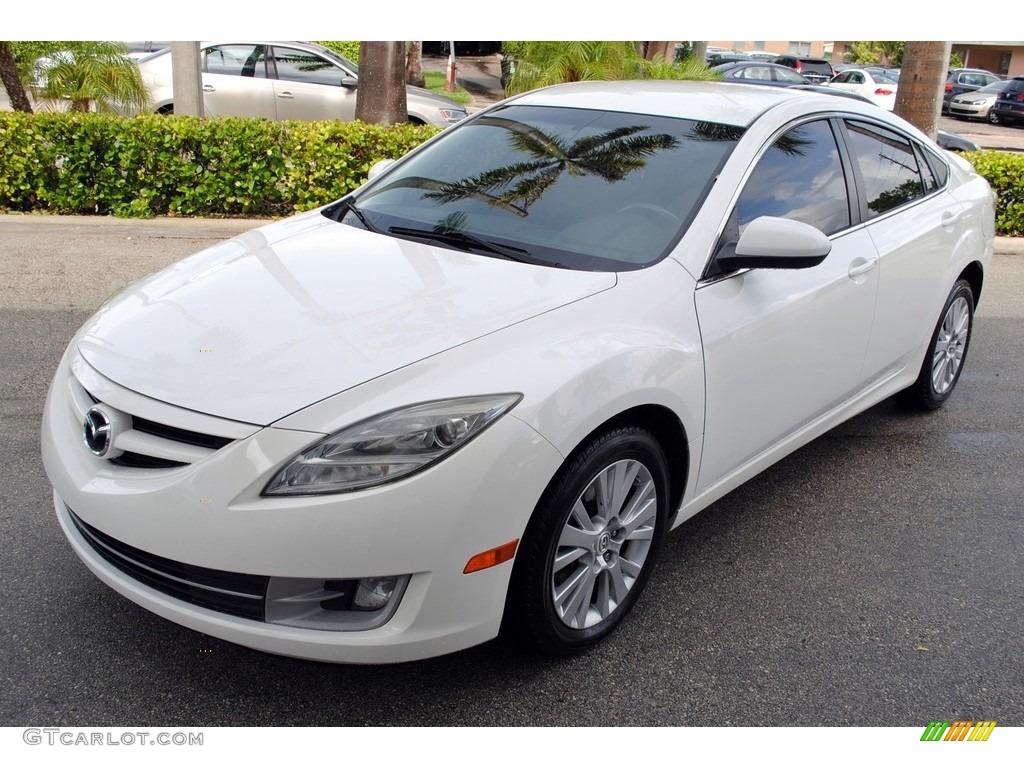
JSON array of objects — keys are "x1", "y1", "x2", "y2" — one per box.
[
  {"x1": 388, "y1": 226, "x2": 534, "y2": 263},
  {"x1": 335, "y1": 198, "x2": 383, "y2": 234}
]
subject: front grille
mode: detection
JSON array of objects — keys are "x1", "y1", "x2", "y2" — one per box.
[
  {"x1": 67, "y1": 370, "x2": 247, "y2": 469},
  {"x1": 131, "y1": 416, "x2": 234, "y2": 451},
  {"x1": 68, "y1": 508, "x2": 268, "y2": 620}
]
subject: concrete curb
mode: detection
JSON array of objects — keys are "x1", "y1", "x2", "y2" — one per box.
[{"x1": 1, "y1": 214, "x2": 1020, "y2": 254}]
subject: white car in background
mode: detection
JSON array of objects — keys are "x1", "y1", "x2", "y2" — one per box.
[
  {"x1": 136, "y1": 41, "x2": 467, "y2": 127},
  {"x1": 43, "y1": 82, "x2": 995, "y2": 664},
  {"x1": 827, "y1": 67, "x2": 900, "y2": 110}
]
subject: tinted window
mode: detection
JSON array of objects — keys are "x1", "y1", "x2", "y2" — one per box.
[
  {"x1": 204, "y1": 45, "x2": 267, "y2": 78},
  {"x1": 272, "y1": 47, "x2": 345, "y2": 86},
  {"x1": 774, "y1": 67, "x2": 806, "y2": 83},
  {"x1": 735, "y1": 119, "x2": 850, "y2": 235},
  {"x1": 844, "y1": 120, "x2": 927, "y2": 217}
]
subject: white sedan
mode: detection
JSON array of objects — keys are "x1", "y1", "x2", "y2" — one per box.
[
  {"x1": 827, "y1": 67, "x2": 900, "y2": 110},
  {"x1": 42, "y1": 82, "x2": 995, "y2": 663}
]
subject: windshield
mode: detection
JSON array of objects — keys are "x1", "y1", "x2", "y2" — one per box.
[
  {"x1": 330, "y1": 104, "x2": 742, "y2": 271},
  {"x1": 978, "y1": 80, "x2": 1010, "y2": 94}
]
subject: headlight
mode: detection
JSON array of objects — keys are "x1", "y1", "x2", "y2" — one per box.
[
  {"x1": 439, "y1": 108, "x2": 467, "y2": 124},
  {"x1": 263, "y1": 394, "x2": 522, "y2": 496}
]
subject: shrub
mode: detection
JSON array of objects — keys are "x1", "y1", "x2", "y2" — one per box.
[
  {"x1": 965, "y1": 150, "x2": 1024, "y2": 237},
  {"x1": 0, "y1": 112, "x2": 437, "y2": 217},
  {"x1": 315, "y1": 41, "x2": 361, "y2": 63}
]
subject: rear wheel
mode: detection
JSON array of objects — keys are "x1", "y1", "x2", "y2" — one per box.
[
  {"x1": 899, "y1": 279, "x2": 974, "y2": 410},
  {"x1": 505, "y1": 426, "x2": 669, "y2": 655}
]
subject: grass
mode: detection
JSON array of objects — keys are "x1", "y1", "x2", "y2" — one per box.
[{"x1": 422, "y1": 71, "x2": 473, "y2": 105}]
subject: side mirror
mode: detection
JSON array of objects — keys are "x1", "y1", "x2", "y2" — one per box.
[
  {"x1": 717, "y1": 216, "x2": 831, "y2": 271},
  {"x1": 340, "y1": 76, "x2": 358, "y2": 89},
  {"x1": 367, "y1": 159, "x2": 397, "y2": 181}
]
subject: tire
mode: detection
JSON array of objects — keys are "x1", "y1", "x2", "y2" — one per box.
[
  {"x1": 899, "y1": 279, "x2": 974, "y2": 410},
  {"x1": 505, "y1": 426, "x2": 669, "y2": 655},
  {"x1": 987, "y1": 108, "x2": 1000, "y2": 125}
]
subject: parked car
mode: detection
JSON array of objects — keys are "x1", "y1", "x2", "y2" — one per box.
[
  {"x1": 43, "y1": 81, "x2": 994, "y2": 664},
  {"x1": 827, "y1": 67, "x2": 899, "y2": 110},
  {"x1": 949, "y1": 79, "x2": 1012, "y2": 124},
  {"x1": 772, "y1": 55, "x2": 835, "y2": 83},
  {"x1": 711, "y1": 61, "x2": 810, "y2": 87},
  {"x1": 992, "y1": 76, "x2": 1024, "y2": 126},
  {"x1": 422, "y1": 42, "x2": 502, "y2": 56},
  {"x1": 706, "y1": 51, "x2": 752, "y2": 65},
  {"x1": 136, "y1": 41, "x2": 468, "y2": 127},
  {"x1": 943, "y1": 68, "x2": 1001, "y2": 114}
]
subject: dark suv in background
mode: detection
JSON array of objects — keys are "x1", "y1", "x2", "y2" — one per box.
[
  {"x1": 992, "y1": 77, "x2": 1024, "y2": 126},
  {"x1": 943, "y1": 68, "x2": 1001, "y2": 113},
  {"x1": 772, "y1": 55, "x2": 834, "y2": 83}
]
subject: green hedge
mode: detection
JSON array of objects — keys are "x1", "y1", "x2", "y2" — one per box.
[
  {"x1": 964, "y1": 150, "x2": 1024, "y2": 237},
  {"x1": 0, "y1": 112, "x2": 438, "y2": 218},
  {"x1": 2, "y1": 113, "x2": 1023, "y2": 237}
]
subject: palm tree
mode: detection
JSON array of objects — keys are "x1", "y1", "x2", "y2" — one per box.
[
  {"x1": 503, "y1": 41, "x2": 720, "y2": 96},
  {"x1": 33, "y1": 41, "x2": 149, "y2": 114},
  {"x1": 355, "y1": 41, "x2": 407, "y2": 125},
  {"x1": 894, "y1": 41, "x2": 951, "y2": 140},
  {"x1": 0, "y1": 41, "x2": 32, "y2": 112}
]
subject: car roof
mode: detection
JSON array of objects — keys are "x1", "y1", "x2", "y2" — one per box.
[{"x1": 507, "y1": 80, "x2": 880, "y2": 128}]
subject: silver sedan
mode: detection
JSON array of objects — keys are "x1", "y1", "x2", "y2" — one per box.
[{"x1": 137, "y1": 41, "x2": 468, "y2": 127}]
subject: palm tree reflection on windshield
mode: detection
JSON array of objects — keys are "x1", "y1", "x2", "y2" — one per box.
[{"x1": 423, "y1": 116, "x2": 681, "y2": 216}]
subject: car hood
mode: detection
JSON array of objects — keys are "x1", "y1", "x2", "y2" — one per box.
[{"x1": 76, "y1": 212, "x2": 615, "y2": 425}]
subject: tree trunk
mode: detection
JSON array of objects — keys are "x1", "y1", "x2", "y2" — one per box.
[
  {"x1": 894, "y1": 41, "x2": 951, "y2": 141},
  {"x1": 405, "y1": 41, "x2": 424, "y2": 88},
  {"x1": 356, "y1": 42, "x2": 408, "y2": 125},
  {"x1": 0, "y1": 41, "x2": 33, "y2": 113},
  {"x1": 690, "y1": 42, "x2": 708, "y2": 63}
]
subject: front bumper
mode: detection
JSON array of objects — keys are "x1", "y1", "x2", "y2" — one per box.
[
  {"x1": 948, "y1": 102, "x2": 988, "y2": 118},
  {"x1": 43, "y1": 349, "x2": 562, "y2": 663}
]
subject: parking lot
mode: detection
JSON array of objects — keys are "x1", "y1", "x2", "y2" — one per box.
[{"x1": 1, "y1": 216, "x2": 1022, "y2": 726}]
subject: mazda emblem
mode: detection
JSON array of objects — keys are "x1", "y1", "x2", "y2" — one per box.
[{"x1": 83, "y1": 406, "x2": 114, "y2": 456}]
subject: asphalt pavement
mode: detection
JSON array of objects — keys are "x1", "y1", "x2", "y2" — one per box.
[{"x1": 1, "y1": 213, "x2": 1022, "y2": 728}]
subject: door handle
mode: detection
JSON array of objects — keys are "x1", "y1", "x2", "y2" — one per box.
[
  {"x1": 847, "y1": 256, "x2": 878, "y2": 278},
  {"x1": 277, "y1": 91, "x2": 295, "y2": 99},
  {"x1": 202, "y1": 85, "x2": 215, "y2": 92},
  {"x1": 941, "y1": 210, "x2": 962, "y2": 229}
]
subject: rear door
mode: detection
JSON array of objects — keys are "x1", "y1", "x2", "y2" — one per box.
[
  {"x1": 201, "y1": 44, "x2": 276, "y2": 118},
  {"x1": 840, "y1": 119, "x2": 966, "y2": 381}
]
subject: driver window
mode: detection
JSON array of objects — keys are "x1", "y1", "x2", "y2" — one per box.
[
  {"x1": 708, "y1": 119, "x2": 850, "y2": 277},
  {"x1": 272, "y1": 47, "x2": 345, "y2": 86}
]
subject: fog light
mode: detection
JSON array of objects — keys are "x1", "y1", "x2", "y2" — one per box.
[
  {"x1": 265, "y1": 575, "x2": 409, "y2": 630},
  {"x1": 353, "y1": 576, "x2": 399, "y2": 611}
]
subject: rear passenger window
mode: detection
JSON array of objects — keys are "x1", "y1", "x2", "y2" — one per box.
[{"x1": 843, "y1": 120, "x2": 928, "y2": 217}]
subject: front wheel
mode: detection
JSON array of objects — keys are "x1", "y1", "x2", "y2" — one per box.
[
  {"x1": 987, "y1": 108, "x2": 1000, "y2": 125},
  {"x1": 505, "y1": 427, "x2": 669, "y2": 655},
  {"x1": 899, "y1": 279, "x2": 974, "y2": 410}
]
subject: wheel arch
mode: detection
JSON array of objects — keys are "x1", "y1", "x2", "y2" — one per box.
[
  {"x1": 959, "y1": 260, "x2": 984, "y2": 309},
  {"x1": 553, "y1": 403, "x2": 690, "y2": 527}
]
